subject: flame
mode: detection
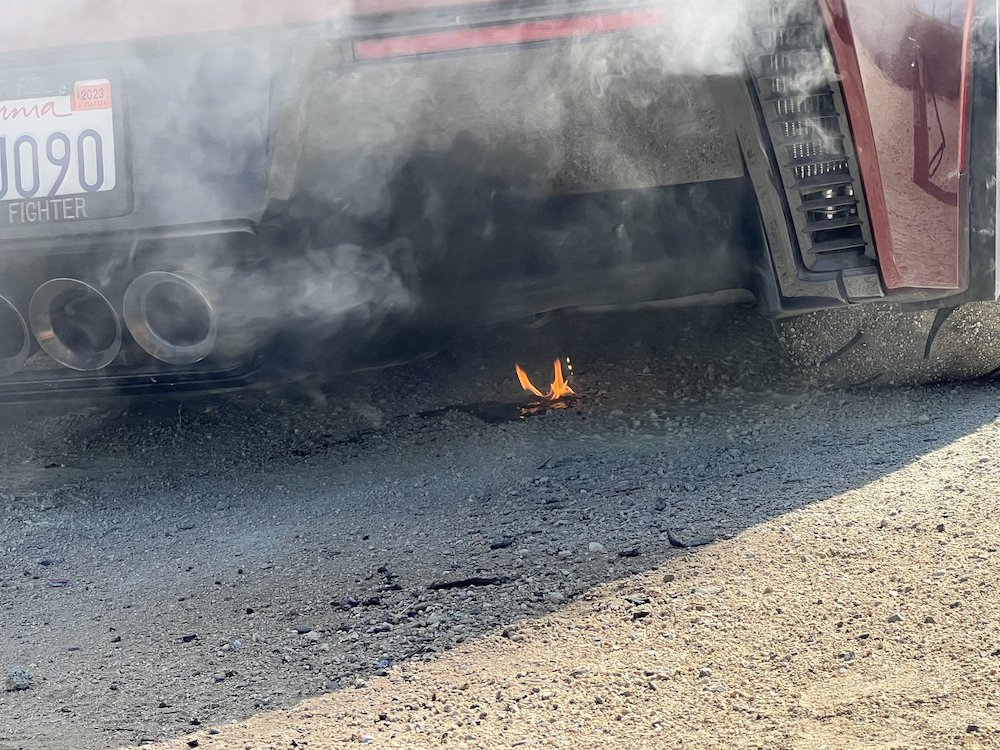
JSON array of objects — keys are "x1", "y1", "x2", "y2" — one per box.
[{"x1": 514, "y1": 358, "x2": 576, "y2": 402}]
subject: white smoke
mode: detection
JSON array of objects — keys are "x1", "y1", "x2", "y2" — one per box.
[{"x1": 0, "y1": 0, "x2": 821, "y2": 378}]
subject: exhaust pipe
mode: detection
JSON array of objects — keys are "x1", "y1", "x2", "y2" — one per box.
[
  {"x1": 28, "y1": 279, "x2": 122, "y2": 371},
  {"x1": 0, "y1": 295, "x2": 30, "y2": 377},
  {"x1": 123, "y1": 272, "x2": 218, "y2": 365}
]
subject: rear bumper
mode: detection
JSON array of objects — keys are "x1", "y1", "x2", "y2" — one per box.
[
  {"x1": 0, "y1": 5, "x2": 762, "y2": 400},
  {"x1": 0, "y1": 0, "x2": 996, "y2": 400}
]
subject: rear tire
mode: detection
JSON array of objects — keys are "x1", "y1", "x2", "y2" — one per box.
[{"x1": 774, "y1": 303, "x2": 1000, "y2": 386}]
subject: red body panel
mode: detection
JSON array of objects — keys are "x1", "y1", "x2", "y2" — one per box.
[{"x1": 824, "y1": 0, "x2": 973, "y2": 290}]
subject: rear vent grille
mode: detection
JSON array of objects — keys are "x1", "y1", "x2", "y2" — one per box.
[{"x1": 747, "y1": 1, "x2": 876, "y2": 273}]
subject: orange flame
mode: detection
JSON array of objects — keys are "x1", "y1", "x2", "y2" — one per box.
[{"x1": 514, "y1": 358, "x2": 575, "y2": 402}]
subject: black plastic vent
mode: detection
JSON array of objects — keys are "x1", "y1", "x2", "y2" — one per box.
[{"x1": 747, "y1": 1, "x2": 877, "y2": 274}]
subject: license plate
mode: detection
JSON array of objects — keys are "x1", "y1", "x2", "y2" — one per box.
[{"x1": 0, "y1": 76, "x2": 128, "y2": 227}]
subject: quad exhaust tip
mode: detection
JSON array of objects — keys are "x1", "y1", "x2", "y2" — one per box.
[
  {"x1": 0, "y1": 295, "x2": 30, "y2": 377},
  {"x1": 29, "y1": 279, "x2": 123, "y2": 371},
  {"x1": 123, "y1": 271, "x2": 218, "y2": 365}
]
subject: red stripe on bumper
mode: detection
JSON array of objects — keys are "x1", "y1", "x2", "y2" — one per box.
[
  {"x1": 353, "y1": 9, "x2": 669, "y2": 60},
  {"x1": 958, "y1": 0, "x2": 975, "y2": 173}
]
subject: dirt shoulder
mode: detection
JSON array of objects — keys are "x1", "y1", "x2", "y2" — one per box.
[{"x1": 130, "y1": 404, "x2": 1000, "y2": 750}]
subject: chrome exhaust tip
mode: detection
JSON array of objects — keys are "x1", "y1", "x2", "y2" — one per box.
[
  {"x1": 123, "y1": 272, "x2": 218, "y2": 365},
  {"x1": 0, "y1": 295, "x2": 30, "y2": 377},
  {"x1": 29, "y1": 279, "x2": 122, "y2": 371}
]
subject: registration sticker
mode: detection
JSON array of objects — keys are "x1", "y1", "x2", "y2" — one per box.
[{"x1": 72, "y1": 80, "x2": 112, "y2": 111}]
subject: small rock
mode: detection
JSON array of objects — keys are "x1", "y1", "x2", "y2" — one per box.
[
  {"x1": 887, "y1": 613, "x2": 904, "y2": 623},
  {"x1": 924, "y1": 616, "x2": 937, "y2": 624},
  {"x1": 618, "y1": 547, "x2": 640, "y2": 558},
  {"x1": 839, "y1": 650, "x2": 855, "y2": 662},
  {"x1": 545, "y1": 591, "x2": 566, "y2": 604},
  {"x1": 490, "y1": 538, "x2": 514, "y2": 550},
  {"x1": 662, "y1": 573, "x2": 676, "y2": 583},
  {"x1": 917, "y1": 413, "x2": 931, "y2": 424},
  {"x1": 212, "y1": 673, "x2": 226, "y2": 683},
  {"x1": 698, "y1": 667, "x2": 712, "y2": 679},
  {"x1": 936, "y1": 523, "x2": 946, "y2": 532},
  {"x1": 291, "y1": 624, "x2": 313, "y2": 635},
  {"x1": 692, "y1": 585, "x2": 723, "y2": 596},
  {"x1": 588, "y1": 542, "x2": 607, "y2": 554},
  {"x1": 304, "y1": 631, "x2": 322, "y2": 642},
  {"x1": 556, "y1": 550, "x2": 572, "y2": 560},
  {"x1": 4, "y1": 669, "x2": 31, "y2": 691},
  {"x1": 653, "y1": 498, "x2": 668, "y2": 512},
  {"x1": 949, "y1": 601, "x2": 961, "y2": 609},
  {"x1": 967, "y1": 724, "x2": 980, "y2": 733}
]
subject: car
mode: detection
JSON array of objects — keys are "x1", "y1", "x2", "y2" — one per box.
[{"x1": 0, "y1": 0, "x2": 996, "y2": 400}]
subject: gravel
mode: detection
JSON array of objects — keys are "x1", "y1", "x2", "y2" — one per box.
[{"x1": 0, "y1": 307, "x2": 998, "y2": 749}]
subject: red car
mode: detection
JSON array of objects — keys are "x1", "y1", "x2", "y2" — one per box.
[{"x1": 0, "y1": 0, "x2": 995, "y2": 398}]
